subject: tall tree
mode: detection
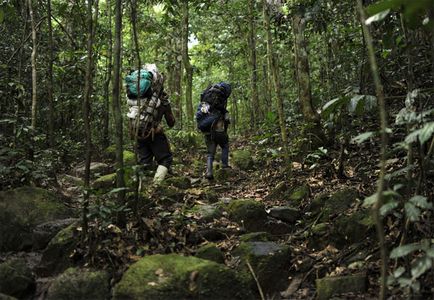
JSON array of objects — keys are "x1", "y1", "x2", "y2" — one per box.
[
  {"x1": 247, "y1": 0, "x2": 259, "y2": 129},
  {"x1": 82, "y1": 0, "x2": 98, "y2": 237},
  {"x1": 112, "y1": 0, "x2": 126, "y2": 214},
  {"x1": 28, "y1": 0, "x2": 37, "y2": 130},
  {"x1": 263, "y1": 0, "x2": 289, "y2": 163},
  {"x1": 181, "y1": 0, "x2": 193, "y2": 128},
  {"x1": 47, "y1": 0, "x2": 54, "y2": 147},
  {"x1": 103, "y1": 0, "x2": 113, "y2": 149}
]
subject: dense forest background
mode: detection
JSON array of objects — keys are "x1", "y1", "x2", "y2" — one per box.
[{"x1": 0, "y1": 0, "x2": 433, "y2": 299}]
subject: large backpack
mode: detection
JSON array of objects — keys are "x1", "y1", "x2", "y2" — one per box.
[
  {"x1": 125, "y1": 69, "x2": 153, "y2": 99},
  {"x1": 200, "y1": 84, "x2": 228, "y2": 111}
]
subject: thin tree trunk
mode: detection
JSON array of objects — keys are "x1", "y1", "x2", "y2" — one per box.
[
  {"x1": 292, "y1": 11, "x2": 320, "y2": 124},
  {"x1": 82, "y1": 0, "x2": 97, "y2": 238},
  {"x1": 47, "y1": 0, "x2": 54, "y2": 147},
  {"x1": 263, "y1": 0, "x2": 289, "y2": 163},
  {"x1": 248, "y1": 0, "x2": 259, "y2": 129},
  {"x1": 181, "y1": 0, "x2": 193, "y2": 128},
  {"x1": 28, "y1": 0, "x2": 37, "y2": 130},
  {"x1": 357, "y1": 2, "x2": 388, "y2": 299},
  {"x1": 103, "y1": 0, "x2": 112, "y2": 149},
  {"x1": 112, "y1": 0, "x2": 126, "y2": 215},
  {"x1": 175, "y1": 35, "x2": 183, "y2": 128}
]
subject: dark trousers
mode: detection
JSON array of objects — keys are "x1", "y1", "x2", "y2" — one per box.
[
  {"x1": 137, "y1": 133, "x2": 173, "y2": 169},
  {"x1": 205, "y1": 133, "x2": 229, "y2": 166}
]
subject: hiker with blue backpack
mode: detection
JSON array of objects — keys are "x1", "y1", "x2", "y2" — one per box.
[
  {"x1": 195, "y1": 82, "x2": 232, "y2": 180},
  {"x1": 125, "y1": 64, "x2": 175, "y2": 184}
]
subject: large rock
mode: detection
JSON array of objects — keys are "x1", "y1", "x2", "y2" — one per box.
[
  {"x1": 239, "y1": 232, "x2": 272, "y2": 242},
  {"x1": 189, "y1": 204, "x2": 223, "y2": 223},
  {"x1": 0, "y1": 187, "x2": 72, "y2": 251},
  {"x1": 32, "y1": 218, "x2": 78, "y2": 250},
  {"x1": 267, "y1": 206, "x2": 300, "y2": 223},
  {"x1": 316, "y1": 273, "x2": 367, "y2": 300},
  {"x1": 164, "y1": 176, "x2": 191, "y2": 190},
  {"x1": 74, "y1": 162, "x2": 111, "y2": 178},
  {"x1": 0, "y1": 259, "x2": 35, "y2": 299},
  {"x1": 37, "y1": 224, "x2": 78, "y2": 276},
  {"x1": 232, "y1": 150, "x2": 254, "y2": 170},
  {"x1": 330, "y1": 210, "x2": 374, "y2": 248},
  {"x1": 105, "y1": 146, "x2": 136, "y2": 166},
  {"x1": 195, "y1": 243, "x2": 225, "y2": 264},
  {"x1": 113, "y1": 254, "x2": 253, "y2": 300},
  {"x1": 232, "y1": 241, "x2": 291, "y2": 296},
  {"x1": 226, "y1": 199, "x2": 267, "y2": 232},
  {"x1": 288, "y1": 184, "x2": 310, "y2": 205},
  {"x1": 46, "y1": 268, "x2": 110, "y2": 300},
  {"x1": 310, "y1": 188, "x2": 358, "y2": 221}
]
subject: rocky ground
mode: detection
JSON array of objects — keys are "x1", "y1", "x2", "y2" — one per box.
[{"x1": 0, "y1": 135, "x2": 406, "y2": 299}]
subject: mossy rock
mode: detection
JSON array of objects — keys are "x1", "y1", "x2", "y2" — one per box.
[
  {"x1": 0, "y1": 259, "x2": 35, "y2": 299},
  {"x1": 316, "y1": 273, "x2": 367, "y2": 300},
  {"x1": 189, "y1": 204, "x2": 222, "y2": 222},
  {"x1": 0, "y1": 186, "x2": 72, "y2": 251},
  {"x1": 330, "y1": 210, "x2": 374, "y2": 249},
  {"x1": 232, "y1": 242, "x2": 291, "y2": 296},
  {"x1": 310, "y1": 188, "x2": 358, "y2": 221},
  {"x1": 92, "y1": 168, "x2": 135, "y2": 193},
  {"x1": 37, "y1": 224, "x2": 78, "y2": 276},
  {"x1": 201, "y1": 188, "x2": 219, "y2": 203},
  {"x1": 288, "y1": 184, "x2": 310, "y2": 205},
  {"x1": 46, "y1": 268, "x2": 110, "y2": 300},
  {"x1": 232, "y1": 150, "x2": 254, "y2": 170},
  {"x1": 265, "y1": 182, "x2": 289, "y2": 201},
  {"x1": 113, "y1": 254, "x2": 253, "y2": 300},
  {"x1": 74, "y1": 162, "x2": 111, "y2": 178},
  {"x1": 164, "y1": 176, "x2": 191, "y2": 190},
  {"x1": 226, "y1": 199, "x2": 267, "y2": 232},
  {"x1": 196, "y1": 243, "x2": 225, "y2": 264},
  {"x1": 155, "y1": 186, "x2": 185, "y2": 205},
  {"x1": 268, "y1": 206, "x2": 300, "y2": 223},
  {"x1": 105, "y1": 146, "x2": 135, "y2": 165},
  {"x1": 239, "y1": 232, "x2": 272, "y2": 242}
]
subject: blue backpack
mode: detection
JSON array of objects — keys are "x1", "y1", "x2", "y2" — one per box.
[{"x1": 125, "y1": 70, "x2": 153, "y2": 99}]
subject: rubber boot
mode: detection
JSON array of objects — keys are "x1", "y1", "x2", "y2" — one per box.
[
  {"x1": 153, "y1": 165, "x2": 168, "y2": 185},
  {"x1": 205, "y1": 156, "x2": 214, "y2": 180},
  {"x1": 221, "y1": 144, "x2": 230, "y2": 168}
]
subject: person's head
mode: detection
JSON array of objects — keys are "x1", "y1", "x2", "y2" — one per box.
[{"x1": 218, "y1": 82, "x2": 232, "y2": 98}]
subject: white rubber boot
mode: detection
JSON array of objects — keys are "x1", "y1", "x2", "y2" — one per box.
[{"x1": 153, "y1": 165, "x2": 168, "y2": 185}]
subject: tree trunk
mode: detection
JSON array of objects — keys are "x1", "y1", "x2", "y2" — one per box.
[
  {"x1": 47, "y1": 0, "x2": 54, "y2": 147},
  {"x1": 28, "y1": 0, "x2": 37, "y2": 130},
  {"x1": 82, "y1": 0, "x2": 98, "y2": 237},
  {"x1": 181, "y1": 0, "x2": 193, "y2": 128},
  {"x1": 248, "y1": 0, "x2": 259, "y2": 129},
  {"x1": 103, "y1": 0, "x2": 112, "y2": 149},
  {"x1": 112, "y1": 0, "x2": 126, "y2": 215},
  {"x1": 175, "y1": 35, "x2": 183, "y2": 128},
  {"x1": 292, "y1": 12, "x2": 320, "y2": 124},
  {"x1": 263, "y1": 0, "x2": 289, "y2": 164}
]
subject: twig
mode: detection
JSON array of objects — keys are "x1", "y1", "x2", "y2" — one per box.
[{"x1": 246, "y1": 260, "x2": 265, "y2": 300}]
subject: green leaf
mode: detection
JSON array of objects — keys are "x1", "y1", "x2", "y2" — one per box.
[
  {"x1": 365, "y1": 9, "x2": 391, "y2": 25},
  {"x1": 352, "y1": 131, "x2": 375, "y2": 144},
  {"x1": 411, "y1": 256, "x2": 432, "y2": 279},
  {"x1": 393, "y1": 266, "x2": 406, "y2": 278},
  {"x1": 426, "y1": 247, "x2": 434, "y2": 258},
  {"x1": 405, "y1": 202, "x2": 421, "y2": 222},
  {"x1": 390, "y1": 243, "x2": 420, "y2": 259},
  {"x1": 409, "y1": 195, "x2": 432, "y2": 209},
  {"x1": 380, "y1": 200, "x2": 399, "y2": 216},
  {"x1": 363, "y1": 193, "x2": 377, "y2": 207},
  {"x1": 405, "y1": 122, "x2": 434, "y2": 145}
]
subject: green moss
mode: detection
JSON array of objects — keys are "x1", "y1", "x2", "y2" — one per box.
[
  {"x1": 310, "y1": 189, "x2": 358, "y2": 221},
  {"x1": 92, "y1": 173, "x2": 116, "y2": 190},
  {"x1": 0, "y1": 187, "x2": 71, "y2": 251},
  {"x1": 47, "y1": 268, "x2": 110, "y2": 300},
  {"x1": 164, "y1": 176, "x2": 191, "y2": 189},
  {"x1": 289, "y1": 184, "x2": 310, "y2": 204},
  {"x1": 104, "y1": 145, "x2": 135, "y2": 166},
  {"x1": 316, "y1": 273, "x2": 367, "y2": 300},
  {"x1": 0, "y1": 259, "x2": 35, "y2": 298},
  {"x1": 188, "y1": 204, "x2": 222, "y2": 222},
  {"x1": 196, "y1": 243, "x2": 225, "y2": 264},
  {"x1": 330, "y1": 210, "x2": 374, "y2": 248},
  {"x1": 113, "y1": 254, "x2": 253, "y2": 300},
  {"x1": 227, "y1": 199, "x2": 267, "y2": 232},
  {"x1": 232, "y1": 150, "x2": 254, "y2": 170}
]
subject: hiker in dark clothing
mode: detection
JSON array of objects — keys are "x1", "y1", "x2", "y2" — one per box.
[
  {"x1": 126, "y1": 64, "x2": 175, "y2": 183},
  {"x1": 195, "y1": 82, "x2": 232, "y2": 180}
]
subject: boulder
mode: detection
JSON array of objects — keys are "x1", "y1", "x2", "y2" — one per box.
[
  {"x1": 232, "y1": 241, "x2": 291, "y2": 296},
  {"x1": 196, "y1": 243, "x2": 225, "y2": 264},
  {"x1": 214, "y1": 167, "x2": 234, "y2": 181},
  {"x1": 155, "y1": 186, "x2": 185, "y2": 205},
  {"x1": 0, "y1": 259, "x2": 35, "y2": 299},
  {"x1": 92, "y1": 173, "x2": 116, "y2": 190},
  {"x1": 330, "y1": 210, "x2": 374, "y2": 248},
  {"x1": 265, "y1": 182, "x2": 288, "y2": 201},
  {"x1": 189, "y1": 204, "x2": 222, "y2": 222},
  {"x1": 32, "y1": 218, "x2": 78, "y2": 250},
  {"x1": 316, "y1": 273, "x2": 367, "y2": 300},
  {"x1": 46, "y1": 268, "x2": 110, "y2": 300},
  {"x1": 74, "y1": 162, "x2": 111, "y2": 178},
  {"x1": 267, "y1": 206, "x2": 300, "y2": 223},
  {"x1": 164, "y1": 176, "x2": 191, "y2": 190},
  {"x1": 226, "y1": 199, "x2": 267, "y2": 232},
  {"x1": 239, "y1": 232, "x2": 272, "y2": 242},
  {"x1": 288, "y1": 184, "x2": 310, "y2": 205},
  {"x1": 310, "y1": 188, "x2": 358, "y2": 221},
  {"x1": 232, "y1": 150, "x2": 254, "y2": 170},
  {"x1": 0, "y1": 187, "x2": 72, "y2": 251},
  {"x1": 113, "y1": 254, "x2": 253, "y2": 300},
  {"x1": 105, "y1": 146, "x2": 135, "y2": 166},
  {"x1": 37, "y1": 224, "x2": 78, "y2": 276}
]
